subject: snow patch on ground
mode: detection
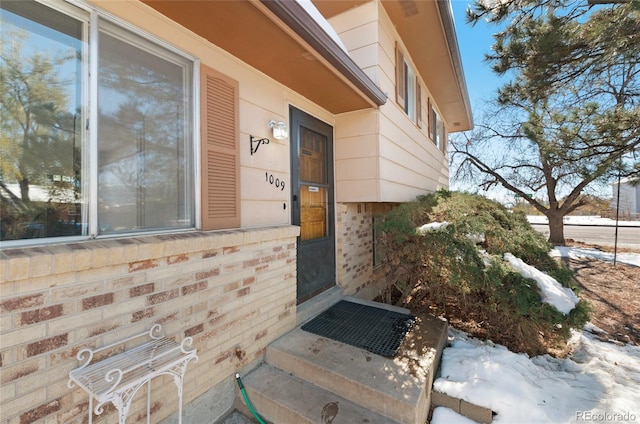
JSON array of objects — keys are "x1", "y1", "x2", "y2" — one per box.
[
  {"x1": 551, "y1": 246, "x2": 640, "y2": 267},
  {"x1": 433, "y1": 329, "x2": 640, "y2": 424},
  {"x1": 432, "y1": 246, "x2": 640, "y2": 424},
  {"x1": 527, "y1": 215, "x2": 640, "y2": 227}
]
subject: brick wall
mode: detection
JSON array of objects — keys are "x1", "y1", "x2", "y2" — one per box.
[
  {"x1": 336, "y1": 203, "x2": 374, "y2": 298},
  {"x1": 336, "y1": 203, "x2": 395, "y2": 300},
  {"x1": 0, "y1": 226, "x2": 299, "y2": 423}
]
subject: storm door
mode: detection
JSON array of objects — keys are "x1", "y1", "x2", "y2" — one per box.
[{"x1": 290, "y1": 107, "x2": 335, "y2": 303}]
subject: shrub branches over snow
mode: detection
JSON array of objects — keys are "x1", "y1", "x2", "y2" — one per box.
[
  {"x1": 503, "y1": 253, "x2": 579, "y2": 314},
  {"x1": 377, "y1": 191, "x2": 590, "y2": 355}
]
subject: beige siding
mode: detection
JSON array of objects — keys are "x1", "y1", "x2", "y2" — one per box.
[
  {"x1": 335, "y1": 133, "x2": 379, "y2": 159},
  {"x1": 337, "y1": 180, "x2": 381, "y2": 202},
  {"x1": 336, "y1": 157, "x2": 379, "y2": 180},
  {"x1": 333, "y1": 0, "x2": 450, "y2": 203}
]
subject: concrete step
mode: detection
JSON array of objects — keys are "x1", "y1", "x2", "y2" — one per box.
[
  {"x1": 266, "y1": 327, "x2": 423, "y2": 422},
  {"x1": 236, "y1": 296, "x2": 449, "y2": 424},
  {"x1": 236, "y1": 364, "x2": 401, "y2": 424}
]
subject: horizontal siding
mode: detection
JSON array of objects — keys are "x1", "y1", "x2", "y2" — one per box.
[
  {"x1": 336, "y1": 157, "x2": 379, "y2": 180},
  {"x1": 333, "y1": 1, "x2": 450, "y2": 204}
]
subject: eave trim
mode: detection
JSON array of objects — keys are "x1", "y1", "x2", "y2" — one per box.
[
  {"x1": 260, "y1": 0, "x2": 388, "y2": 107},
  {"x1": 436, "y1": 0, "x2": 474, "y2": 129}
]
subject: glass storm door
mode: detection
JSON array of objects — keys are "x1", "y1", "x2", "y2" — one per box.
[{"x1": 290, "y1": 107, "x2": 335, "y2": 303}]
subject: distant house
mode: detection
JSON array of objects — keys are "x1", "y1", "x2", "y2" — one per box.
[
  {"x1": 612, "y1": 177, "x2": 640, "y2": 218},
  {"x1": 0, "y1": 0, "x2": 472, "y2": 422}
]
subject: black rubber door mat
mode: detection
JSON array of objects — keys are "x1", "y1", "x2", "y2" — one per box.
[{"x1": 301, "y1": 300, "x2": 414, "y2": 358}]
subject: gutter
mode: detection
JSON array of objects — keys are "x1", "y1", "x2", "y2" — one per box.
[
  {"x1": 260, "y1": 0, "x2": 388, "y2": 108},
  {"x1": 436, "y1": 0, "x2": 474, "y2": 129}
]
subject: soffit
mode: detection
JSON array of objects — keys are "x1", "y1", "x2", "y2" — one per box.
[
  {"x1": 312, "y1": 0, "x2": 370, "y2": 18},
  {"x1": 381, "y1": 0, "x2": 473, "y2": 131},
  {"x1": 141, "y1": 0, "x2": 384, "y2": 114}
]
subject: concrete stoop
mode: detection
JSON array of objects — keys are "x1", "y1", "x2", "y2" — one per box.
[{"x1": 235, "y1": 300, "x2": 449, "y2": 424}]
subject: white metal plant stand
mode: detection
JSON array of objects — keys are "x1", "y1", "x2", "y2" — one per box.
[{"x1": 68, "y1": 324, "x2": 198, "y2": 424}]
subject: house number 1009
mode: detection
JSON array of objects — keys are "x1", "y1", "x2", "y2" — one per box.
[{"x1": 265, "y1": 172, "x2": 285, "y2": 191}]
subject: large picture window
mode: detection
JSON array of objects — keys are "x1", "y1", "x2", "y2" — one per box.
[{"x1": 0, "y1": 0, "x2": 194, "y2": 243}]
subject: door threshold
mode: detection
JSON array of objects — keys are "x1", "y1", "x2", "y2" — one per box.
[{"x1": 296, "y1": 286, "x2": 343, "y2": 326}]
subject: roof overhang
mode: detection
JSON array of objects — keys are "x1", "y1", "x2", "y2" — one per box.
[
  {"x1": 140, "y1": 0, "x2": 386, "y2": 114},
  {"x1": 380, "y1": 0, "x2": 473, "y2": 131}
]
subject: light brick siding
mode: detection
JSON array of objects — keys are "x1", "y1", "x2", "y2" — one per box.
[
  {"x1": 336, "y1": 203, "x2": 393, "y2": 299},
  {"x1": 0, "y1": 225, "x2": 299, "y2": 423}
]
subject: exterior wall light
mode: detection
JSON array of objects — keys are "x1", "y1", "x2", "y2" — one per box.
[
  {"x1": 250, "y1": 120, "x2": 288, "y2": 155},
  {"x1": 269, "y1": 120, "x2": 288, "y2": 140}
]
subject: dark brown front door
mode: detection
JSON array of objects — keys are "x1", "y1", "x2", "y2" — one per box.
[{"x1": 290, "y1": 107, "x2": 335, "y2": 303}]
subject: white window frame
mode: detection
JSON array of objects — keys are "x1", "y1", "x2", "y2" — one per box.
[
  {"x1": 430, "y1": 105, "x2": 445, "y2": 151},
  {"x1": 396, "y1": 43, "x2": 419, "y2": 125},
  {"x1": 404, "y1": 62, "x2": 416, "y2": 122},
  {"x1": 2, "y1": 0, "x2": 199, "y2": 247}
]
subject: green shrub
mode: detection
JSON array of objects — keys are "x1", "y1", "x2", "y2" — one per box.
[{"x1": 377, "y1": 191, "x2": 590, "y2": 356}]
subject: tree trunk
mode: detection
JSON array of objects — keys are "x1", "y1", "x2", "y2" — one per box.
[
  {"x1": 547, "y1": 213, "x2": 566, "y2": 245},
  {"x1": 19, "y1": 177, "x2": 30, "y2": 203}
]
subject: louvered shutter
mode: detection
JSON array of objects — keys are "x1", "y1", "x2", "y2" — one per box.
[
  {"x1": 200, "y1": 65, "x2": 240, "y2": 230},
  {"x1": 395, "y1": 42, "x2": 405, "y2": 107}
]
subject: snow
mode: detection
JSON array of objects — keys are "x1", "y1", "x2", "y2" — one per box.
[
  {"x1": 432, "y1": 247, "x2": 640, "y2": 424},
  {"x1": 415, "y1": 221, "x2": 485, "y2": 244},
  {"x1": 433, "y1": 328, "x2": 640, "y2": 424},
  {"x1": 525, "y1": 214, "x2": 640, "y2": 266},
  {"x1": 527, "y1": 215, "x2": 640, "y2": 227},
  {"x1": 551, "y1": 246, "x2": 640, "y2": 267},
  {"x1": 503, "y1": 253, "x2": 579, "y2": 314},
  {"x1": 295, "y1": 0, "x2": 349, "y2": 53},
  {"x1": 466, "y1": 233, "x2": 486, "y2": 244},
  {"x1": 416, "y1": 221, "x2": 449, "y2": 234},
  {"x1": 432, "y1": 407, "x2": 479, "y2": 424}
]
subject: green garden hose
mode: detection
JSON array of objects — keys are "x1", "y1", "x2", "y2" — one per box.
[{"x1": 235, "y1": 373, "x2": 267, "y2": 424}]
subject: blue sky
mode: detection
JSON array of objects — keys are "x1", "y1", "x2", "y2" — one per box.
[
  {"x1": 449, "y1": 0, "x2": 514, "y2": 199},
  {"x1": 450, "y1": 0, "x2": 502, "y2": 115},
  {"x1": 447, "y1": 2, "x2": 616, "y2": 201}
]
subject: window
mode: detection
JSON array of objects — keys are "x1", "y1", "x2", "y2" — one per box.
[
  {"x1": 429, "y1": 102, "x2": 446, "y2": 151},
  {"x1": 372, "y1": 215, "x2": 384, "y2": 268},
  {"x1": 395, "y1": 43, "x2": 421, "y2": 125},
  {"x1": 437, "y1": 117, "x2": 446, "y2": 151},
  {"x1": 1, "y1": 0, "x2": 195, "y2": 243}
]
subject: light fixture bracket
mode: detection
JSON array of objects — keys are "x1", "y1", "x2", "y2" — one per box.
[{"x1": 250, "y1": 135, "x2": 270, "y2": 155}]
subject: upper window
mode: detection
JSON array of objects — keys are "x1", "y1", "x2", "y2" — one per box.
[
  {"x1": 395, "y1": 43, "x2": 421, "y2": 126},
  {"x1": 0, "y1": 0, "x2": 194, "y2": 243},
  {"x1": 429, "y1": 104, "x2": 446, "y2": 151}
]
